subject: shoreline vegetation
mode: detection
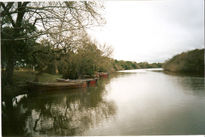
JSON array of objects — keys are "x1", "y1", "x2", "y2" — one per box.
[
  {"x1": 2, "y1": 60, "x2": 163, "y2": 99},
  {"x1": 163, "y1": 49, "x2": 204, "y2": 76},
  {"x1": 2, "y1": 48, "x2": 204, "y2": 99}
]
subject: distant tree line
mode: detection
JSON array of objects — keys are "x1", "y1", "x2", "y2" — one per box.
[
  {"x1": 163, "y1": 49, "x2": 204, "y2": 75},
  {"x1": 112, "y1": 60, "x2": 163, "y2": 71}
]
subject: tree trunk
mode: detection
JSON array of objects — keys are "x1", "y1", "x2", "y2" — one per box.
[
  {"x1": 54, "y1": 59, "x2": 59, "y2": 74},
  {"x1": 5, "y1": 46, "x2": 15, "y2": 85}
]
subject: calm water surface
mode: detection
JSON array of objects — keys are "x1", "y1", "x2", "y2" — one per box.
[{"x1": 3, "y1": 68, "x2": 205, "y2": 136}]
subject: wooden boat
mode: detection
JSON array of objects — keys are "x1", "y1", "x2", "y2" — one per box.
[
  {"x1": 56, "y1": 78, "x2": 98, "y2": 87},
  {"x1": 99, "y1": 72, "x2": 109, "y2": 78},
  {"x1": 56, "y1": 78, "x2": 70, "y2": 82},
  {"x1": 84, "y1": 78, "x2": 98, "y2": 87},
  {"x1": 27, "y1": 81, "x2": 87, "y2": 92}
]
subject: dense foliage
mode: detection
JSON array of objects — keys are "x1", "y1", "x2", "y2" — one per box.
[
  {"x1": 163, "y1": 49, "x2": 204, "y2": 75},
  {"x1": 57, "y1": 37, "x2": 113, "y2": 79}
]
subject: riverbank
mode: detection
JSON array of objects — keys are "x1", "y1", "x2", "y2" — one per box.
[
  {"x1": 2, "y1": 71, "x2": 62, "y2": 100},
  {"x1": 2, "y1": 70, "x2": 106, "y2": 99},
  {"x1": 4, "y1": 65, "x2": 203, "y2": 100},
  {"x1": 13, "y1": 70, "x2": 62, "y2": 83}
]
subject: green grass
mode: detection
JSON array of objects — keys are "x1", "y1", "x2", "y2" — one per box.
[
  {"x1": 2, "y1": 71, "x2": 62, "y2": 99},
  {"x1": 38, "y1": 73, "x2": 62, "y2": 83},
  {"x1": 13, "y1": 70, "x2": 62, "y2": 83}
]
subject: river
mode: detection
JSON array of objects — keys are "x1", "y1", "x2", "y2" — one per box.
[{"x1": 2, "y1": 68, "x2": 205, "y2": 136}]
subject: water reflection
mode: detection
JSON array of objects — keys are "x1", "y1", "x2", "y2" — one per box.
[
  {"x1": 175, "y1": 76, "x2": 205, "y2": 96},
  {"x1": 2, "y1": 69, "x2": 205, "y2": 136},
  {"x1": 2, "y1": 95, "x2": 30, "y2": 136},
  {"x1": 85, "y1": 69, "x2": 205, "y2": 135},
  {"x1": 2, "y1": 79, "x2": 116, "y2": 136}
]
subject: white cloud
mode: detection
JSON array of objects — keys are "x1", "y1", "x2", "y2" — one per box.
[{"x1": 88, "y1": 0, "x2": 204, "y2": 63}]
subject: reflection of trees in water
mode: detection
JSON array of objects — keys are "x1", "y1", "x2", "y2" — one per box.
[
  {"x1": 163, "y1": 71, "x2": 205, "y2": 96},
  {"x1": 2, "y1": 95, "x2": 30, "y2": 136},
  {"x1": 176, "y1": 76, "x2": 205, "y2": 96},
  {"x1": 2, "y1": 78, "x2": 116, "y2": 136}
]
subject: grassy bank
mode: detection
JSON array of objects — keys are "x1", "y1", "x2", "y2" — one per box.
[
  {"x1": 13, "y1": 70, "x2": 62, "y2": 83},
  {"x1": 2, "y1": 71, "x2": 62, "y2": 99}
]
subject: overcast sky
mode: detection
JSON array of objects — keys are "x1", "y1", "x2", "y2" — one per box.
[{"x1": 88, "y1": 0, "x2": 204, "y2": 63}]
